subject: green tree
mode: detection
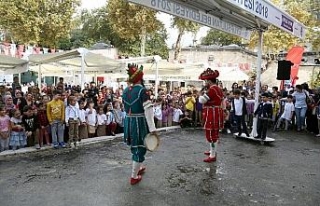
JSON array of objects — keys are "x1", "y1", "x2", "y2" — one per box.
[
  {"x1": 115, "y1": 26, "x2": 169, "y2": 59},
  {"x1": 107, "y1": 0, "x2": 162, "y2": 56},
  {"x1": 201, "y1": 29, "x2": 242, "y2": 46},
  {"x1": 80, "y1": 8, "x2": 113, "y2": 44},
  {"x1": 39, "y1": 0, "x2": 80, "y2": 49},
  {"x1": 0, "y1": 0, "x2": 80, "y2": 47},
  {"x1": 0, "y1": 1, "x2": 43, "y2": 44},
  {"x1": 171, "y1": 17, "x2": 200, "y2": 60}
]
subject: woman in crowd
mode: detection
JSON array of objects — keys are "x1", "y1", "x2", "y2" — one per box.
[{"x1": 292, "y1": 85, "x2": 308, "y2": 131}]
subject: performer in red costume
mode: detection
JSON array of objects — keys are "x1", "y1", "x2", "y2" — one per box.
[{"x1": 199, "y1": 68, "x2": 224, "y2": 163}]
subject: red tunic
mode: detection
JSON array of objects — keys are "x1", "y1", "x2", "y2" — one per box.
[{"x1": 201, "y1": 85, "x2": 224, "y2": 142}]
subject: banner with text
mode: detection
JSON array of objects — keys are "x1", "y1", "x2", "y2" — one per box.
[
  {"x1": 128, "y1": 0, "x2": 252, "y2": 40},
  {"x1": 226, "y1": 0, "x2": 306, "y2": 39}
]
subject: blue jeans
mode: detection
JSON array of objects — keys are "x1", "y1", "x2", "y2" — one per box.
[
  {"x1": 51, "y1": 120, "x2": 64, "y2": 145},
  {"x1": 295, "y1": 107, "x2": 307, "y2": 130}
]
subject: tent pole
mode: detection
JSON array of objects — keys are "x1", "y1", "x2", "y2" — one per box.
[
  {"x1": 38, "y1": 64, "x2": 42, "y2": 91},
  {"x1": 81, "y1": 53, "x2": 85, "y2": 91},
  {"x1": 18, "y1": 73, "x2": 21, "y2": 84},
  {"x1": 73, "y1": 71, "x2": 76, "y2": 85},
  {"x1": 251, "y1": 29, "x2": 263, "y2": 137}
]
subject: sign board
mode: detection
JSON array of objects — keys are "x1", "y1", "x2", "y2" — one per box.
[
  {"x1": 226, "y1": 0, "x2": 306, "y2": 39},
  {"x1": 0, "y1": 75, "x2": 13, "y2": 83},
  {"x1": 127, "y1": 0, "x2": 252, "y2": 40}
]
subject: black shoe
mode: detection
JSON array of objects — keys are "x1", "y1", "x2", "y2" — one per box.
[
  {"x1": 245, "y1": 133, "x2": 250, "y2": 137},
  {"x1": 254, "y1": 136, "x2": 261, "y2": 139}
]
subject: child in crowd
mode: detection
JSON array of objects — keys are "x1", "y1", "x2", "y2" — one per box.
[
  {"x1": 113, "y1": 101, "x2": 124, "y2": 134},
  {"x1": 167, "y1": 101, "x2": 174, "y2": 127},
  {"x1": 96, "y1": 106, "x2": 107, "y2": 137},
  {"x1": 0, "y1": 106, "x2": 10, "y2": 152},
  {"x1": 86, "y1": 101, "x2": 97, "y2": 138},
  {"x1": 78, "y1": 100, "x2": 88, "y2": 140},
  {"x1": 154, "y1": 98, "x2": 162, "y2": 128},
  {"x1": 180, "y1": 110, "x2": 193, "y2": 128},
  {"x1": 162, "y1": 103, "x2": 169, "y2": 127},
  {"x1": 172, "y1": 102, "x2": 183, "y2": 126},
  {"x1": 5, "y1": 95, "x2": 15, "y2": 115},
  {"x1": 65, "y1": 96, "x2": 80, "y2": 147},
  {"x1": 272, "y1": 95, "x2": 280, "y2": 123},
  {"x1": 36, "y1": 102, "x2": 50, "y2": 146},
  {"x1": 275, "y1": 95, "x2": 295, "y2": 131},
  {"x1": 22, "y1": 106, "x2": 40, "y2": 149},
  {"x1": 9, "y1": 109, "x2": 26, "y2": 150},
  {"x1": 195, "y1": 92, "x2": 203, "y2": 126},
  {"x1": 105, "y1": 103, "x2": 117, "y2": 136}
]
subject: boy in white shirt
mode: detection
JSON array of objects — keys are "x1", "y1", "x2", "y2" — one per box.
[
  {"x1": 65, "y1": 96, "x2": 80, "y2": 147},
  {"x1": 85, "y1": 101, "x2": 97, "y2": 138},
  {"x1": 96, "y1": 106, "x2": 107, "y2": 137},
  {"x1": 153, "y1": 99, "x2": 162, "y2": 128},
  {"x1": 78, "y1": 100, "x2": 88, "y2": 140},
  {"x1": 275, "y1": 95, "x2": 295, "y2": 131},
  {"x1": 172, "y1": 103, "x2": 183, "y2": 126}
]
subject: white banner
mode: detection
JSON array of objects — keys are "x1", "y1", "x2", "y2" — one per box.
[
  {"x1": 128, "y1": 0, "x2": 252, "y2": 39},
  {"x1": 226, "y1": 0, "x2": 306, "y2": 39}
]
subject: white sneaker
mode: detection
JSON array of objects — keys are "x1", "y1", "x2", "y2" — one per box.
[
  {"x1": 35, "y1": 144, "x2": 40, "y2": 150},
  {"x1": 316, "y1": 134, "x2": 320, "y2": 137}
]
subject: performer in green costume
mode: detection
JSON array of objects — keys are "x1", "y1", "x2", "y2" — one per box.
[{"x1": 122, "y1": 64, "x2": 156, "y2": 185}]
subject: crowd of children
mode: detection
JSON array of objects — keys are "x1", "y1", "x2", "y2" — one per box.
[{"x1": 1, "y1": 78, "x2": 320, "y2": 152}]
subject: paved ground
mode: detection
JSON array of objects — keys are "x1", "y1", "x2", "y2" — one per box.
[{"x1": 0, "y1": 129, "x2": 320, "y2": 206}]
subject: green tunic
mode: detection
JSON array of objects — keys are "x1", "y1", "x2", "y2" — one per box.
[{"x1": 122, "y1": 84, "x2": 149, "y2": 162}]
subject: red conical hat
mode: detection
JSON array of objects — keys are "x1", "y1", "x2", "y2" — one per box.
[{"x1": 199, "y1": 68, "x2": 219, "y2": 80}]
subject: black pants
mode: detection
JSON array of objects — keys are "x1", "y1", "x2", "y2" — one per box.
[
  {"x1": 235, "y1": 115, "x2": 249, "y2": 136},
  {"x1": 257, "y1": 118, "x2": 269, "y2": 139}
]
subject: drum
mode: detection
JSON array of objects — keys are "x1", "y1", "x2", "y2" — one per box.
[{"x1": 144, "y1": 133, "x2": 160, "y2": 152}]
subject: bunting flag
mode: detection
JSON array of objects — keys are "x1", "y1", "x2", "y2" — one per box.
[{"x1": 286, "y1": 46, "x2": 304, "y2": 86}]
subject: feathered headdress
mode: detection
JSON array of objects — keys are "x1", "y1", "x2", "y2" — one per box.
[
  {"x1": 127, "y1": 63, "x2": 144, "y2": 84},
  {"x1": 199, "y1": 68, "x2": 219, "y2": 80}
]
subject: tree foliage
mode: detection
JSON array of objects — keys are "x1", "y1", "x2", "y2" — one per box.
[
  {"x1": 171, "y1": 17, "x2": 200, "y2": 60},
  {"x1": 0, "y1": 0, "x2": 80, "y2": 48},
  {"x1": 58, "y1": 5, "x2": 169, "y2": 58},
  {"x1": 310, "y1": 70, "x2": 320, "y2": 89},
  {"x1": 248, "y1": 0, "x2": 319, "y2": 53},
  {"x1": 201, "y1": 29, "x2": 242, "y2": 46},
  {"x1": 116, "y1": 26, "x2": 169, "y2": 59},
  {"x1": 107, "y1": 0, "x2": 162, "y2": 56}
]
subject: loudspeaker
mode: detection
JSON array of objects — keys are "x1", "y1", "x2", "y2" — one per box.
[{"x1": 277, "y1": 60, "x2": 293, "y2": 80}]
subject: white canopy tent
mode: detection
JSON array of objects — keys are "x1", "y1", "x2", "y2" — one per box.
[
  {"x1": 0, "y1": 55, "x2": 28, "y2": 74},
  {"x1": 28, "y1": 48, "x2": 123, "y2": 90},
  {"x1": 127, "y1": 0, "x2": 306, "y2": 137},
  {"x1": 217, "y1": 67, "x2": 249, "y2": 89}
]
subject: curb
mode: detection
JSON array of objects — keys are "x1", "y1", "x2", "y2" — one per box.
[{"x1": 0, "y1": 126, "x2": 181, "y2": 158}]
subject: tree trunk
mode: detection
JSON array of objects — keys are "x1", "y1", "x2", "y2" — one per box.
[
  {"x1": 174, "y1": 31, "x2": 183, "y2": 61},
  {"x1": 140, "y1": 26, "x2": 146, "y2": 57}
]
